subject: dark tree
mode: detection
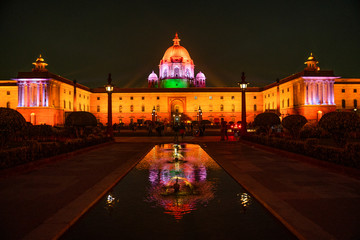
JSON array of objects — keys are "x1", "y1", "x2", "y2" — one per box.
[
  {"x1": 65, "y1": 112, "x2": 97, "y2": 137},
  {"x1": 253, "y1": 112, "x2": 280, "y2": 135},
  {"x1": 282, "y1": 115, "x2": 308, "y2": 139},
  {"x1": 0, "y1": 108, "x2": 26, "y2": 147},
  {"x1": 318, "y1": 112, "x2": 360, "y2": 146}
]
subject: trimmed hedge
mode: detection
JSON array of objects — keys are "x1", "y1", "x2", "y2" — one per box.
[
  {"x1": 0, "y1": 136, "x2": 109, "y2": 170},
  {"x1": 243, "y1": 134, "x2": 360, "y2": 169}
]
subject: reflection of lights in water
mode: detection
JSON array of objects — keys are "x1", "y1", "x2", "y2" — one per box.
[
  {"x1": 107, "y1": 194, "x2": 115, "y2": 204},
  {"x1": 237, "y1": 193, "x2": 252, "y2": 208}
]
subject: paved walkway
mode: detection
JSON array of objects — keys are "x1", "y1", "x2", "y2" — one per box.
[{"x1": 0, "y1": 136, "x2": 359, "y2": 240}]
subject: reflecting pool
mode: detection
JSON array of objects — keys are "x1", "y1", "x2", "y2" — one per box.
[{"x1": 61, "y1": 144, "x2": 296, "y2": 239}]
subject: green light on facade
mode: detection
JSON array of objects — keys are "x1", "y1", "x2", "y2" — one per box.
[{"x1": 162, "y1": 79, "x2": 189, "y2": 88}]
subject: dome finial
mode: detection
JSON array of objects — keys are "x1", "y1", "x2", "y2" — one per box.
[
  {"x1": 32, "y1": 54, "x2": 48, "y2": 72},
  {"x1": 173, "y1": 33, "x2": 180, "y2": 46}
]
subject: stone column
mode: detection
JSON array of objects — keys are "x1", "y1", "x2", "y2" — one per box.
[
  {"x1": 36, "y1": 83, "x2": 40, "y2": 107},
  {"x1": 304, "y1": 82, "x2": 308, "y2": 105},
  {"x1": 330, "y1": 82, "x2": 334, "y2": 104},
  {"x1": 17, "y1": 83, "x2": 22, "y2": 107},
  {"x1": 27, "y1": 83, "x2": 31, "y2": 107}
]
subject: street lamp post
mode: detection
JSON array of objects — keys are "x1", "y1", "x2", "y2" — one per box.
[
  {"x1": 152, "y1": 106, "x2": 157, "y2": 122},
  {"x1": 197, "y1": 106, "x2": 202, "y2": 122},
  {"x1": 105, "y1": 73, "x2": 114, "y2": 139},
  {"x1": 238, "y1": 72, "x2": 249, "y2": 136}
]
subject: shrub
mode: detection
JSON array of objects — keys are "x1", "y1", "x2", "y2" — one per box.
[
  {"x1": 0, "y1": 108, "x2": 27, "y2": 147},
  {"x1": 253, "y1": 113, "x2": 280, "y2": 135},
  {"x1": 318, "y1": 112, "x2": 360, "y2": 146},
  {"x1": 282, "y1": 115, "x2": 308, "y2": 139}
]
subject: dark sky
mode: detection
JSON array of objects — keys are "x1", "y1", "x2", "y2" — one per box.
[{"x1": 1, "y1": 0, "x2": 359, "y2": 89}]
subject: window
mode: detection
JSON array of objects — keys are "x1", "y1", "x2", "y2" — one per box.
[
  {"x1": 79, "y1": 94, "x2": 81, "y2": 97},
  {"x1": 354, "y1": 99, "x2": 358, "y2": 108},
  {"x1": 268, "y1": 94, "x2": 270, "y2": 97},
  {"x1": 268, "y1": 103, "x2": 270, "y2": 109},
  {"x1": 220, "y1": 104, "x2": 224, "y2": 111},
  {"x1": 97, "y1": 97, "x2": 100, "y2": 100},
  {"x1": 142, "y1": 97, "x2": 145, "y2": 100},
  {"x1": 141, "y1": 105, "x2": 145, "y2": 112},
  {"x1": 342, "y1": 89, "x2": 345, "y2": 93},
  {"x1": 220, "y1": 96, "x2": 224, "y2": 100},
  {"x1": 79, "y1": 104, "x2": 81, "y2": 111},
  {"x1": 254, "y1": 96, "x2": 256, "y2": 99},
  {"x1": 282, "y1": 89, "x2": 284, "y2": 93},
  {"x1": 282, "y1": 99, "x2": 284, "y2": 108},
  {"x1": 97, "y1": 106, "x2": 100, "y2": 112},
  {"x1": 265, "y1": 95, "x2": 266, "y2": 99},
  {"x1": 231, "y1": 96, "x2": 235, "y2": 100},
  {"x1": 87, "y1": 96, "x2": 89, "y2": 100},
  {"x1": 6, "y1": 102, "x2": 10, "y2": 108},
  {"x1": 194, "y1": 96, "x2": 197, "y2": 100},
  {"x1": 64, "y1": 100, "x2": 66, "y2": 109},
  {"x1": 354, "y1": 89, "x2": 357, "y2": 93},
  {"x1": 69, "y1": 101, "x2": 71, "y2": 110},
  {"x1": 209, "y1": 104, "x2": 213, "y2": 112},
  {"x1": 156, "y1": 105, "x2": 160, "y2": 112},
  {"x1": 287, "y1": 88, "x2": 289, "y2": 92},
  {"x1": 157, "y1": 96, "x2": 160, "y2": 100},
  {"x1": 7, "y1": 91, "x2": 10, "y2": 95},
  {"x1": 232, "y1": 104, "x2": 235, "y2": 112},
  {"x1": 254, "y1": 104, "x2": 257, "y2": 111},
  {"x1": 287, "y1": 98, "x2": 290, "y2": 107},
  {"x1": 64, "y1": 89, "x2": 66, "y2": 93},
  {"x1": 130, "y1": 96, "x2": 133, "y2": 100},
  {"x1": 130, "y1": 105, "x2": 134, "y2": 112},
  {"x1": 119, "y1": 97, "x2": 122, "y2": 100},
  {"x1": 342, "y1": 99, "x2": 346, "y2": 108},
  {"x1": 84, "y1": 95, "x2": 85, "y2": 99},
  {"x1": 272, "y1": 102, "x2": 274, "y2": 109},
  {"x1": 209, "y1": 96, "x2": 212, "y2": 100},
  {"x1": 119, "y1": 105, "x2": 122, "y2": 113},
  {"x1": 69, "y1": 91, "x2": 71, "y2": 95},
  {"x1": 87, "y1": 105, "x2": 89, "y2": 111}
]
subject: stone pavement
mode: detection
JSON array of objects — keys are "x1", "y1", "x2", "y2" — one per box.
[
  {"x1": 204, "y1": 140, "x2": 360, "y2": 240},
  {"x1": 0, "y1": 136, "x2": 359, "y2": 240}
]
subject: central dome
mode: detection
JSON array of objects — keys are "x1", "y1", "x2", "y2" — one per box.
[{"x1": 161, "y1": 33, "x2": 193, "y2": 64}]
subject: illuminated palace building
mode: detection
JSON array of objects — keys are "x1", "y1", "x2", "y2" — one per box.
[{"x1": 1, "y1": 34, "x2": 359, "y2": 126}]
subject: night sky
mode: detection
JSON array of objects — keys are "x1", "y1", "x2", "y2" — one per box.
[{"x1": 1, "y1": 0, "x2": 359, "y2": 89}]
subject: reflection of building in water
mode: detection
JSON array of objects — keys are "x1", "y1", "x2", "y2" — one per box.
[{"x1": 142, "y1": 144, "x2": 216, "y2": 220}]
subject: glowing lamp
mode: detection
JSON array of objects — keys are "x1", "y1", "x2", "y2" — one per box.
[{"x1": 238, "y1": 72, "x2": 249, "y2": 91}]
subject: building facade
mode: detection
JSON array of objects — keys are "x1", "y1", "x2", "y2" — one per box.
[{"x1": 1, "y1": 35, "x2": 359, "y2": 126}]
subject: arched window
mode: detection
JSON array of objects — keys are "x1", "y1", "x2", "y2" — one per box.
[
  {"x1": 119, "y1": 105, "x2": 122, "y2": 113},
  {"x1": 342, "y1": 99, "x2": 346, "y2": 109},
  {"x1": 6, "y1": 102, "x2": 10, "y2": 108},
  {"x1": 287, "y1": 99, "x2": 290, "y2": 107},
  {"x1": 142, "y1": 105, "x2": 145, "y2": 112},
  {"x1": 174, "y1": 68, "x2": 180, "y2": 77},
  {"x1": 354, "y1": 99, "x2": 357, "y2": 108},
  {"x1": 130, "y1": 105, "x2": 134, "y2": 112},
  {"x1": 254, "y1": 104, "x2": 257, "y2": 111},
  {"x1": 220, "y1": 104, "x2": 224, "y2": 112}
]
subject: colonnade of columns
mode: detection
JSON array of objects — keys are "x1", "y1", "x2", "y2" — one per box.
[
  {"x1": 304, "y1": 80, "x2": 334, "y2": 105},
  {"x1": 18, "y1": 81, "x2": 49, "y2": 107}
]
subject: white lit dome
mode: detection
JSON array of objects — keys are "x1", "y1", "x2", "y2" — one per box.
[
  {"x1": 196, "y1": 71, "x2": 206, "y2": 80},
  {"x1": 148, "y1": 71, "x2": 158, "y2": 81}
]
